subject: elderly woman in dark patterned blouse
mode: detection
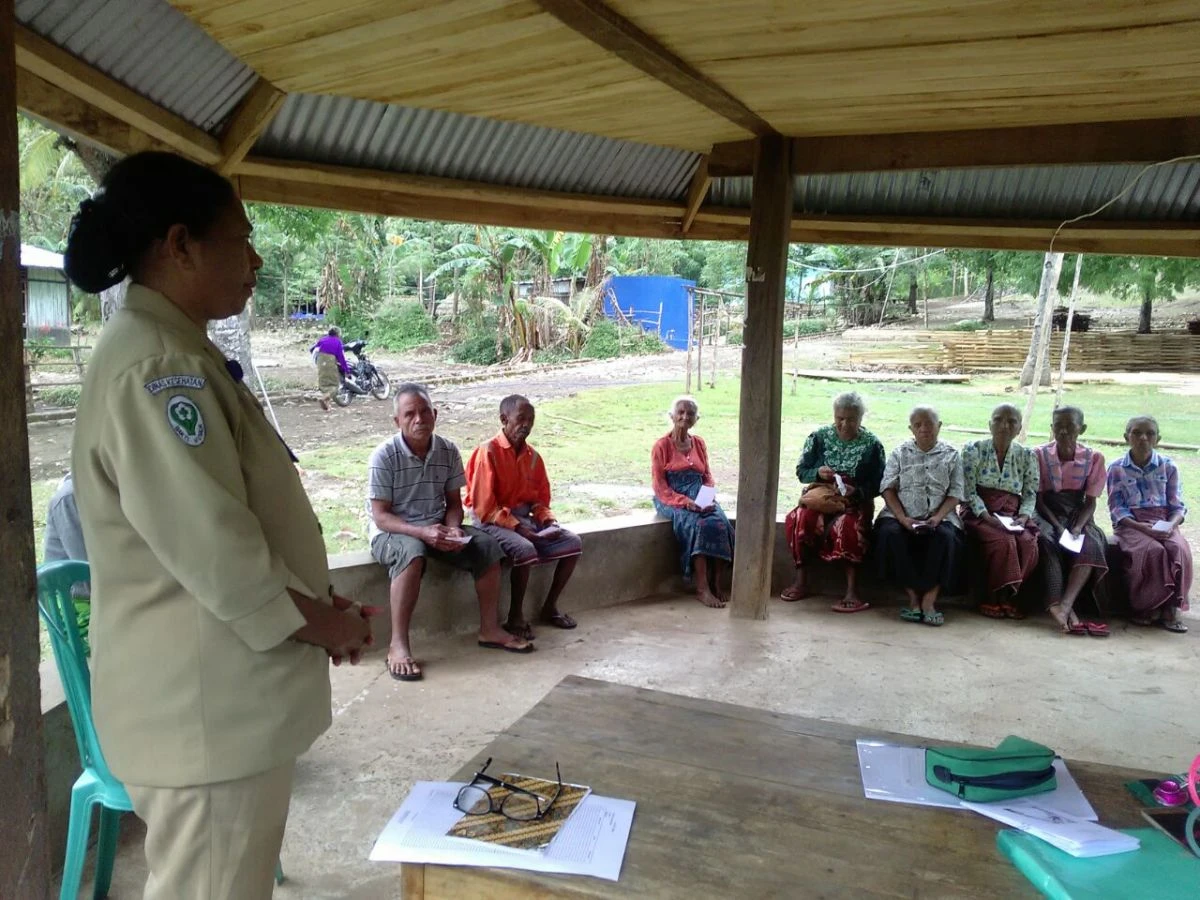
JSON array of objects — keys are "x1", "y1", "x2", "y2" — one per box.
[
  {"x1": 874, "y1": 406, "x2": 966, "y2": 627},
  {"x1": 783, "y1": 391, "x2": 886, "y2": 613}
]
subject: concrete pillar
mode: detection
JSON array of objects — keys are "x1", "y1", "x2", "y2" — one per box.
[
  {"x1": 0, "y1": 0, "x2": 52, "y2": 894},
  {"x1": 730, "y1": 136, "x2": 793, "y2": 620}
]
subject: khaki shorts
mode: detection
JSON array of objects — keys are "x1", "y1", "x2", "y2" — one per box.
[{"x1": 371, "y1": 527, "x2": 504, "y2": 582}]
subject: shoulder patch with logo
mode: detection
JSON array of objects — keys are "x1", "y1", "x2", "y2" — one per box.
[
  {"x1": 145, "y1": 375, "x2": 206, "y2": 395},
  {"x1": 166, "y1": 394, "x2": 206, "y2": 446}
]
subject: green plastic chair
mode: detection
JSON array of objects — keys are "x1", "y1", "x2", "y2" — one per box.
[
  {"x1": 38, "y1": 560, "x2": 132, "y2": 900},
  {"x1": 38, "y1": 561, "x2": 285, "y2": 896}
]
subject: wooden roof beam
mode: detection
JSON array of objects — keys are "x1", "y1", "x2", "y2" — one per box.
[
  {"x1": 14, "y1": 24, "x2": 220, "y2": 164},
  {"x1": 532, "y1": 0, "x2": 774, "y2": 137},
  {"x1": 709, "y1": 117, "x2": 1200, "y2": 177},
  {"x1": 217, "y1": 79, "x2": 285, "y2": 176},
  {"x1": 16, "y1": 69, "x2": 177, "y2": 158},
  {"x1": 679, "y1": 155, "x2": 710, "y2": 235}
]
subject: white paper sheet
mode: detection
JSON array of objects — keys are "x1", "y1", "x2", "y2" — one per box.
[
  {"x1": 1152, "y1": 520, "x2": 1174, "y2": 533},
  {"x1": 855, "y1": 741, "x2": 1097, "y2": 820},
  {"x1": 994, "y1": 515, "x2": 1026, "y2": 533},
  {"x1": 693, "y1": 485, "x2": 716, "y2": 509},
  {"x1": 446, "y1": 534, "x2": 473, "y2": 544},
  {"x1": 1058, "y1": 531, "x2": 1085, "y2": 553},
  {"x1": 962, "y1": 800, "x2": 1139, "y2": 858},
  {"x1": 369, "y1": 781, "x2": 635, "y2": 882},
  {"x1": 834, "y1": 474, "x2": 848, "y2": 497}
]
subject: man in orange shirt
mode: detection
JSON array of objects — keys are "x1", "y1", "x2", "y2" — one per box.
[{"x1": 466, "y1": 395, "x2": 582, "y2": 639}]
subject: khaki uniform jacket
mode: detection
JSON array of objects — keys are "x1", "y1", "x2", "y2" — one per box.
[{"x1": 72, "y1": 285, "x2": 332, "y2": 788}]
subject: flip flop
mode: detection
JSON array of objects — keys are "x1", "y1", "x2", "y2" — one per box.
[
  {"x1": 780, "y1": 587, "x2": 805, "y2": 602},
  {"x1": 1084, "y1": 621, "x2": 1111, "y2": 638},
  {"x1": 921, "y1": 610, "x2": 945, "y2": 627},
  {"x1": 386, "y1": 657, "x2": 423, "y2": 682},
  {"x1": 505, "y1": 621, "x2": 536, "y2": 641},
  {"x1": 540, "y1": 612, "x2": 577, "y2": 629},
  {"x1": 831, "y1": 600, "x2": 870, "y2": 614},
  {"x1": 1158, "y1": 619, "x2": 1188, "y2": 634},
  {"x1": 900, "y1": 607, "x2": 923, "y2": 623},
  {"x1": 1064, "y1": 622, "x2": 1088, "y2": 637},
  {"x1": 979, "y1": 604, "x2": 1007, "y2": 619},
  {"x1": 478, "y1": 639, "x2": 536, "y2": 653}
]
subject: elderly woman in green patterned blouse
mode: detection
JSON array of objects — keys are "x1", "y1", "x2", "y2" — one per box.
[
  {"x1": 960, "y1": 403, "x2": 1041, "y2": 619},
  {"x1": 783, "y1": 391, "x2": 886, "y2": 613}
]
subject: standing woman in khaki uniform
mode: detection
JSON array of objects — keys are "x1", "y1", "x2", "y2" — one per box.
[{"x1": 65, "y1": 152, "x2": 373, "y2": 899}]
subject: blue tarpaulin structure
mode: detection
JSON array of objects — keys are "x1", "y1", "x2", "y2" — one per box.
[{"x1": 604, "y1": 275, "x2": 694, "y2": 350}]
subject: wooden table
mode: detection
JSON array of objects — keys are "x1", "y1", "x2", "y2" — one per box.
[{"x1": 400, "y1": 676, "x2": 1150, "y2": 899}]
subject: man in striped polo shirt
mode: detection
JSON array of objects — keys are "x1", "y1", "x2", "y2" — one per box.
[{"x1": 368, "y1": 383, "x2": 533, "y2": 681}]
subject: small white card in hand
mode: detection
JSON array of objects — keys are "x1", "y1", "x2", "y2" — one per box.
[
  {"x1": 834, "y1": 474, "x2": 848, "y2": 497},
  {"x1": 994, "y1": 515, "x2": 1025, "y2": 533},
  {"x1": 693, "y1": 485, "x2": 717, "y2": 509},
  {"x1": 1152, "y1": 520, "x2": 1174, "y2": 533},
  {"x1": 1058, "y1": 531, "x2": 1085, "y2": 553},
  {"x1": 446, "y1": 533, "x2": 473, "y2": 544}
]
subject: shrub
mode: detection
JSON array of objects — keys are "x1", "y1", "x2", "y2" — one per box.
[
  {"x1": 371, "y1": 300, "x2": 438, "y2": 351},
  {"x1": 942, "y1": 320, "x2": 990, "y2": 332},
  {"x1": 582, "y1": 320, "x2": 667, "y2": 359},
  {"x1": 40, "y1": 385, "x2": 81, "y2": 408},
  {"x1": 727, "y1": 327, "x2": 743, "y2": 346},
  {"x1": 325, "y1": 308, "x2": 370, "y2": 340},
  {"x1": 782, "y1": 318, "x2": 828, "y2": 339},
  {"x1": 533, "y1": 347, "x2": 575, "y2": 364},
  {"x1": 451, "y1": 326, "x2": 511, "y2": 365}
]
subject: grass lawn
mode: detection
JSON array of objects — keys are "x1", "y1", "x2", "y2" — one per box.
[{"x1": 298, "y1": 375, "x2": 1200, "y2": 556}]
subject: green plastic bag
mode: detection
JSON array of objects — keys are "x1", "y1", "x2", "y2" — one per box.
[{"x1": 926, "y1": 735, "x2": 1057, "y2": 802}]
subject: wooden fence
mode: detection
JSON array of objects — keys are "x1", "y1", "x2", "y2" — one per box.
[{"x1": 847, "y1": 330, "x2": 1200, "y2": 372}]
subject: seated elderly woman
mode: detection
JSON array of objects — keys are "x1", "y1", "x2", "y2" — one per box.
[
  {"x1": 960, "y1": 403, "x2": 1040, "y2": 619},
  {"x1": 1107, "y1": 416, "x2": 1193, "y2": 634},
  {"x1": 1033, "y1": 406, "x2": 1111, "y2": 637},
  {"x1": 651, "y1": 396, "x2": 735, "y2": 608},
  {"x1": 783, "y1": 391, "x2": 885, "y2": 613},
  {"x1": 874, "y1": 406, "x2": 966, "y2": 627}
]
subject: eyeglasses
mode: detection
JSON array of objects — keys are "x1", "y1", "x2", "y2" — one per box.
[{"x1": 453, "y1": 757, "x2": 563, "y2": 822}]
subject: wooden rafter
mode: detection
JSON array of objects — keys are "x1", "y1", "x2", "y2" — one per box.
[
  {"x1": 14, "y1": 23, "x2": 220, "y2": 164},
  {"x1": 680, "y1": 154, "x2": 710, "y2": 235},
  {"x1": 709, "y1": 116, "x2": 1200, "y2": 177},
  {"x1": 16, "y1": 69, "x2": 177, "y2": 158},
  {"x1": 532, "y1": 0, "x2": 774, "y2": 136},
  {"x1": 217, "y1": 78, "x2": 285, "y2": 176}
]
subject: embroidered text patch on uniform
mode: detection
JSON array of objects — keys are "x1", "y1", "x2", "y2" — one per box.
[
  {"x1": 166, "y1": 395, "x2": 206, "y2": 446},
  {"x1": 145, "y1": 375, "x2": 206, "y2": 395}
]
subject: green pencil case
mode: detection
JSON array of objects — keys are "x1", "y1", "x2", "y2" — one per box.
[{"x1": 926, "y1": 735, "x2": 1058, "y2": 802}]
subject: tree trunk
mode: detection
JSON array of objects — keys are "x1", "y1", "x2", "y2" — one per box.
[
  {"x1": 906, "y1": 274, "x2": 918, "y2": 314},
  {"x1": 62, "y1": 137, "x2": 116, "y2": 185},
  {"x1": 282, "y1": 262, "x2": 290, "y2": 320},
  {"x1": 100, "y1": 279, "x2": 129, "y2": 323},
  {"x1": 1138, "y1": 290, "x2": 1153, "y2": 334},
  {"x1": 1020, "y1": 251, "x2": 1064, "y2": 388},
  {"x1": 982, "y1": 263, "x2": 995, "y2": 322},
  {"x1": 207, "y1": 309, "x2": 255, "y2": 378}
]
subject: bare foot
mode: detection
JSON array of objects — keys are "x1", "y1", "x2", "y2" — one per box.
[
  {"x1": 479, "y1": 625, "x2": 532, "y2": 650},
  {"x1": 386, "y1": 643, "x2": 422, "y2": 681},
  {"x1": 1047, "y1": 602, "x2": 1070, "y2": 631},
  {"x1": 831, "y1": 594, "x2": 869, "y2": 613},
  {"x1": 697, "y1": 589, "x2": 726, "y2": 608}
]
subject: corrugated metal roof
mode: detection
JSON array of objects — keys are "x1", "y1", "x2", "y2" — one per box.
[
  {"x1": 15, "y1": 0, "x2": 256, "y2": 132},
  {"x1": 710, "y1": 163, "x2": 1200, "y2": 221},
  {"x1": 20, "y1": 244, "x2": 65, "y2": 269},
  {"x1": 257, "y1": 93, "x2": 700, "y2": 201}
]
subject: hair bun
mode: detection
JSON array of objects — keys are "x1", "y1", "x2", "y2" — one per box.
[{"x1": 64, "y1": 197, "x2": 127, "y2": 293}]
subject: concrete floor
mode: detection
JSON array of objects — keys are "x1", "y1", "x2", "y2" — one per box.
[{"x1": 70, "y1": 593, "x2": 1197, "y2": 899}]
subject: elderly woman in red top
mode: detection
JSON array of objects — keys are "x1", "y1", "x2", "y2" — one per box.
[
  {"x1": 651, "y1": 396, "x2": 735, "y2": 608},
  {"x1": 465, "y1": 394, "x2": 582, "y2": 640}
]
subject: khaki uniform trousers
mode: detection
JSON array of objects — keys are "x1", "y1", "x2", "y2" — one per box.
[{"x1": 126, "y1": 760, "x2": 295, "y2": 900}]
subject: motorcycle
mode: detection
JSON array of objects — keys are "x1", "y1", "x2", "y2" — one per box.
[{"x1": 334, "y1": 338, "x2": 391, "y2": 406}]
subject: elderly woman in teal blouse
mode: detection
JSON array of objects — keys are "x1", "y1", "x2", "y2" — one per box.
[{"x1": 960, "y1": 403, "x2": 1040, "y2": 619}]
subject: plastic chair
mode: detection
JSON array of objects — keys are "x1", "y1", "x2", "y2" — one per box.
[
  {"x1": 38, "y1": 561, "x2": 288, "y2": 895},
  {"x1": 38, "y1": 560, "x2": 133, "y2": 900}
]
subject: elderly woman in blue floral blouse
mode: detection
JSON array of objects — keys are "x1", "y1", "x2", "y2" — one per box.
[{"x1": 961, "y1": 403, "x2": 1040, "y2": 619}]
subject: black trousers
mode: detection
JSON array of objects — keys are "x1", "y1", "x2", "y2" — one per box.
[{"x1": 874, "y1": 517, "x2": 964, "y2": 593}]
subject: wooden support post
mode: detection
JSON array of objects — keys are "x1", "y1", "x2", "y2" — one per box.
[
  {"x1": 685, "y1": 289, "x2": 694, "y2": 393},
  {"x1": 696, "y1": 293, "x2": 704, "y2": 392},
  {"x1": 1, "y1": 2, "x2": 50, "y2": 894},
  {"x1": 730, "y1": 136, "x2": 792, "y2": 620}
]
